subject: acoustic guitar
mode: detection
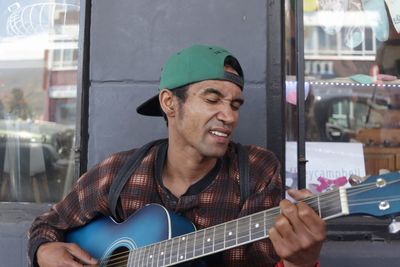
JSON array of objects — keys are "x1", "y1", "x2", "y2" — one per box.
[{"x1": 66, "y1": 172, "x2": 400, "y2": 266}]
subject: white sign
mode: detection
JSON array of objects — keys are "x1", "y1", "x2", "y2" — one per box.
[
  {"x1": 286, "y1": 142, "x2": 365, "y2": 193},
  {"x1": 48, "y1": 85, "x2": 77, "y2": 99}
]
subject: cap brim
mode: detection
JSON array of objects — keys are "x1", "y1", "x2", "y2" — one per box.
[{"x1": 136, "y1": 94, "x2": 163, "y2": 116}]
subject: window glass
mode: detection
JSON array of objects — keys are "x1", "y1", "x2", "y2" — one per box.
[
  {"x1": 285, "y1": 0, "x2": 400, "y2": 193},
  {"x1": 0, "y1": 0, "x2": 80, "y2": 202}
]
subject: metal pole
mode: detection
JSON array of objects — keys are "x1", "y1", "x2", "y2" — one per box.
[
  {"x1": 295, "y1": 0, "x2": 307, "y2": 189},
  {"x1": 266, "y1": 0, "x2": 286, "y2": 197}
]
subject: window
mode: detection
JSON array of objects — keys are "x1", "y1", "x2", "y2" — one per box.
[
  {"x1": 49, "y1": 47, "x2": 79, "y2": 69},
  {"x1": 0, "y1": 0, "x2": 80, "y2": 203},
  {"x1": 286, "y1": 0, "x2": 400, "y2": 190}
]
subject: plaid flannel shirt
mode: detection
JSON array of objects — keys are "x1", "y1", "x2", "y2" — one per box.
[{"x1": 28, "y1": 141, "x2": 282, "y2": 266}]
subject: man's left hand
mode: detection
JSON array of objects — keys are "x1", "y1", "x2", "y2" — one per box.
[{"x1": 269, "y1": 189, "x2": 326, "y2": 267}]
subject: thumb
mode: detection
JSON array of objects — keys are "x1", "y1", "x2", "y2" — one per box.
[{"x1": 66, "y1": 243, "x2": 98, "y2": 265}]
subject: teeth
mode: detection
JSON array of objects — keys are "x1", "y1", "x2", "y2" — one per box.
[{"x1": 210, "y1": 131, "x2": 228, "y2": 137}]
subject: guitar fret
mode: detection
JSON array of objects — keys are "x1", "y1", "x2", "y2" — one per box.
[
  {"x1": 306, "y1": 196, "x2": 322, "y2": 218},
  {"x1": 250, "y1": 213, "x2": 264, "y2": 240},
  {"x1": 151, "y1": 243, "x2": 158, "y2": 266},
  {"x1": 145, "y1": 246, "x2": 150, "y2": 267},
  {"x1": 176, "y1": 236, "x2": 181, "y2": 263},
  {"x1": 138, "y1": 246, "x2": 145, "y2": 267},
  {"x1": 163, "y1": 240, "x2": 168, "y2": 266},
  {"x1": 261, "y1": 212, "x2": 266, "y2": 237},
  {"x1": 131, "y1": 250, "x2": 140, "y2": 267},
  {"x1": 212, "y1": 226, "x2": 216, "y2": 252},
  {"x1": 142, "y1": 246, "x2": 146, "y2": 267},
  {"x1": 142, "y1": 246, "x2": 147, "y2": 267},
  {"x1": 307, "y1": 190, "x2": 343, "y2": 219},
  {"x1": 265, "y1": 209, "x2": 276, "y2": 234},
  {"x1": 149, "y1": 243, "x2": 157, "y2": 266},
  {"x1": 177, "y1": 235, "x2": 187, "y2": 262},
  {"x1": 237, "y1": 216, "x2": 250, "y2": 244},
  {"x1": 164, "y1": 238, "x2": 172, "y2": 265},
  {"x1": 194, "y1": 229, "x2": 205, "y2": 257},
  {"x1": 203, "y1": 227, "x2": 214, "y2": 254},
  {"x1": 171, "y1": 237, "x2": 179, "y2": 263},
  {"x1": 186, "y1": 232, "x2": 195, "y2": 259},
  {"x1": 156, "y1": 241, "x2": 165, "y2": 266},
  {"x1": 225, "y1": 220, "x2": 236, "y2": 247},
  {"x1": 214, "y1": 224, "x2": 225, "y2": 251},
  {"x1": 184, "y1": 235, "x2": 188, "y2": 261},
  {"x1": 127, "y1": 249, "x2": 135, "y2": 267},
  {"x1": 150, "y1": 245, "x2": 156, "y2": 266}
]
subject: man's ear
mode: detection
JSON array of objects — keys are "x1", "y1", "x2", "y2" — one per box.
[{"x1": 159, "y1": 89, "x2": 175, "y2": 116}]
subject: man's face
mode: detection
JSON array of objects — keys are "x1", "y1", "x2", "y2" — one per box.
[{"x1": 169, "y1": 68, "x2": 244, "y2": 158}]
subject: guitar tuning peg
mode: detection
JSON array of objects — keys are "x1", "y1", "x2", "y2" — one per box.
[
  {"x1": 388, "y1": 218, "x2": 400, "y2": 234},
  {"x1": 349, "y1": 174, "x2": 368, "y2": 186}
]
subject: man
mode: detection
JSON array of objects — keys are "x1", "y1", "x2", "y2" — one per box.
[{"x1": 28, "y1": 44, "x2": 325, "y2": 267}]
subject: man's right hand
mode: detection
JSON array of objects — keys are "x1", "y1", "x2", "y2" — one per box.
[{"x1": 37, "y1": 242, "x2": 98, "y2": 267}]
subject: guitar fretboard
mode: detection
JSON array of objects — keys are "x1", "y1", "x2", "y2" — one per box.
[{"x1": 125, "y1": 188, "x2": 348, "y2": 267}]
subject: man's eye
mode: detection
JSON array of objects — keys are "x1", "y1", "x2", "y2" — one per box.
[
  {"x1": 231, "y1": 100, "x2": 243, "y2": 110},
  {"x1": 231, "y1": 102, "x2": 242, "y2": 110},
  {"x1": 206, "y1": 98, "x2": 219, "y2": 103}
]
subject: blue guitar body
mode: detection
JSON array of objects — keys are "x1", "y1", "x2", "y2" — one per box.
[{"x1": 66, "y1": 204, "x2": 195, "y2": 263}]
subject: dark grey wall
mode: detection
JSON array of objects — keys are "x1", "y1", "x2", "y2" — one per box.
[
  {"x1": 87, "y1": 0, "x2": 269, "y2": 167},
  {"x1": 0, "y1": 203, "x2": 52, "y2": 267}
]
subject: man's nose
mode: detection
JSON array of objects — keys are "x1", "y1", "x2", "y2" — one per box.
[{"x1": 216, "y1": 103, "x2": 237, "y2": 124}]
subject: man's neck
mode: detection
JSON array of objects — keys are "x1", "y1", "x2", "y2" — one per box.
[{"x1": 162, "y1": 141, "x2": 218, "y2": 197}]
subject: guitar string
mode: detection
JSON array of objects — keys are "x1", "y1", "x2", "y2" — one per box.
[
  {"x1": 347, "y1": 197, "x2": 400, "y2": 206},
  {"x1": 108, "y1": 197, "x2": 400, "y2": 267},
  {"x1": 103, "y1": 188, "x2": 336, "y2": 265},
  {"x1": 99, "y1": 178, "x2": 400, "y2": 266},
  {"x1": 104, "y1": 200, "x2": 400, "y2": 267},
  {"x1": 107, "y1": 198, "x2": 400, "y2": 267},
  {"x1": 100, "y1": 179, "x2": 400, "y2": 266},
  {"x1": 102, "y1": 184, "x2": 400, "y2": 267}
]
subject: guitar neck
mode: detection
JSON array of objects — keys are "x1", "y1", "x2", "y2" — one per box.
[{"x1": 128, "y1": 188, "x2": 349, "y2": 266}]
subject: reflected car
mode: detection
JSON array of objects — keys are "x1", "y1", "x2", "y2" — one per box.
[
  {"x1": 308, "y1": 78, "x2": 393, "y2": 142},
  {"x1": 0, "y1": 119, "x2": 74, "y2": 202}
]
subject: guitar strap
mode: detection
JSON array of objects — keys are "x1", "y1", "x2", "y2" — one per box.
[
  {"x1": 108, "y1": 138, "x2": 167, "y2": 220},
  {"x1": 108, "y1": 139, "x2": 250, "y2": 220},
  {"x1": 236, "y1": 142, "x2": 250, "y2": 206}
]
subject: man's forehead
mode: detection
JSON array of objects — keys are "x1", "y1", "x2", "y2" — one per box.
[{"x1": 188, "y1": 79, "x2": 243, "y2": 97}]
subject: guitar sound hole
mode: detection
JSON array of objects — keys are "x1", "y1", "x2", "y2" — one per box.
[{"x1": 104, "y1": 246, "x2": 129, "y2": 266}]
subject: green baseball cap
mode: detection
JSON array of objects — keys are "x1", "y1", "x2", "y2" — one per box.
[{"x1": 136, "y1": 44, "x2": 244, "y2": 116}]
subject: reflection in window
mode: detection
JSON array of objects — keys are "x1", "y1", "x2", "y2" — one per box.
[
  {"x1": 0, "y1": 0, "x2": 80, "y2": 203},
  {"x1": 50, "y1": 48, "x2": 79, "y2": 69},
  {"x1": 285, "y1": 0, "x2": 400, "y2": 193}
]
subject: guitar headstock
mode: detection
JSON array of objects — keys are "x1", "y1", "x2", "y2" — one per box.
[{"x1": 347, "y1": 171, "x2": 400, "y2": 218}]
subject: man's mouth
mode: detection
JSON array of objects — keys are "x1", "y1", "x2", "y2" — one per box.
[{"x1": 209, "y1": 130, "x2": 229, "y2": 138}]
